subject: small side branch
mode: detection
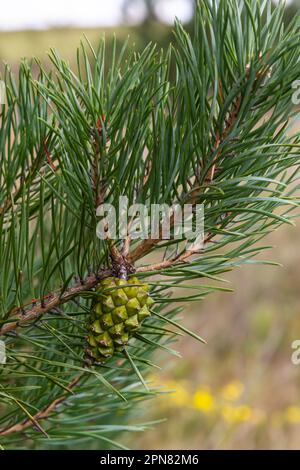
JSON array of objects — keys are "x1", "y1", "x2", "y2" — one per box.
[
  {"x1": 136, "y1": 232, "x2": 214, "y2": 273},
  {"x1": 0, "y1": 135, "x2": 55, "y2": 218}
]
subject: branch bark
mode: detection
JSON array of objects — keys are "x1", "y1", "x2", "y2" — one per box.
[{"x1": 0, "y1": 268, "x2": 111, "y2": 337}]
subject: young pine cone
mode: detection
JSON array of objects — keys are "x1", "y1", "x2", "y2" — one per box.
[{"x1": 85, "y1": 276, "x2": 154, "y2": 364}]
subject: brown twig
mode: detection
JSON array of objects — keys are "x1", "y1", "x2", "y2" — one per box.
[
  {"x1": 136, "y1": 249, "x2": 195, "y2": 273},
  {"x1": 127, "y1": 237, "x2": 161, "y2": 264},
  {"x1": 0, "y1": 268, "x2": 111, "y2": 337},
  {"x1": 107, "y1": 239, "x2": 135, "y2": 280},
  {"x1": 0, "y1": 374, "x2": 82, "y2": 437},
  {"x1": 0, "y1": 135, "x2": 55, "y2": 218},
  {"x1": 122, "y1": 235, "x2": 132, "y2": 257},
  {"x1": 92, "y1": 116, "x2": 107, "y2": 208},
  {"x1": 44, "y1": 139, "x2": 58, "y2": 172},
  {"x1": 0, "y1": 198, "x2": 12, "y2": 218},
  {"x1": 196, "y1": 91, "x2": 242, "y2": 193},
  {"x1": 136, "y1": 231, "x2": 214, "y2": 273}
]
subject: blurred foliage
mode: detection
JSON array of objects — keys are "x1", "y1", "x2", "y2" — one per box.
[
  {"x1": 0, "y1": 0, "x2": 196, "y2": 66},
  {"x1": 123, "y1": 222, "x2": 300, "y2": 449},
  {"x1": 0, "y1": 27, "x2": 147, "y2": 66},
  {"x1": 123, "y1": 0, "x2": 161, "y2": 23},
  {"x1": 0, "y1": 24, "x2": 179, "y2": 71}
]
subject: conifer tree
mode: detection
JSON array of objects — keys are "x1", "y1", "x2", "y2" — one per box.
[{"x1": 1, "y1": 0, "x2": 300, "y2": 449}]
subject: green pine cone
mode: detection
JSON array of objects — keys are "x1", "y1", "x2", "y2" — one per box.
[{"x1": 85, "y1": 276, "x2": 153, "y2": 363}]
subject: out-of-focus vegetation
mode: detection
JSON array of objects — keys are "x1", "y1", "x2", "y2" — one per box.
[
  {"x1": 1, "y1": 0, "x2": 300, "y2": 450},
  {"x1": 121, "y1": 222, "x2": 300, "y2": 449},
  {"x1": 0, "y1": 24, "x2": 172, "y2": 67},
  {"x1": 0, "y1": 0, "x2": 186, "y2": 65},
  {"x1": 0, "y1": 0, "x2": 297, "y2": 66}
]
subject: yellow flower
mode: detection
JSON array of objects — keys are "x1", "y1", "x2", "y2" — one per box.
[
  {"x1": 193, "y1": 387, "x2": 215, "y2": 413},
  {"x1": 221, "y1": 404, "x2": 252, "y2": 424},
  {"x1": 221, "y1": 380, "x2": 244, "y2": 402},
  {"x1": 285, "y1": 406, "x2": 300, "y2": 424}
]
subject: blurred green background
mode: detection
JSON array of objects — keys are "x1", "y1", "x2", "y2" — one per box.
[{"x1": 1, "y1": 0, "x2": 300, "y2": 450}]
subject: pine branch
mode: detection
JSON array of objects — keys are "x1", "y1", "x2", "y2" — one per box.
[
  {"x1": 127, "y1": 70, "x2": 248, "y2": 264},
  {"x1": 0, "y1": 268, "x2": 111, "y2": 336},
  {"x1": 0, "y1": 230, "x2": 210, "y2": 334},
  {"x1": 1, "y1": 0, "x2": 299, "y2": 341},
  {"x1": 2, "y1": 0, "x2": 300, "y2": 449}
]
